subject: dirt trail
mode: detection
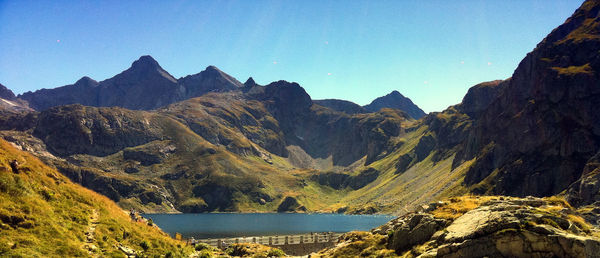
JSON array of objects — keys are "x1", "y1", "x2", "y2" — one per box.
[{"x1": 83, "y1": 209, "x2": 99, "y2": 257}]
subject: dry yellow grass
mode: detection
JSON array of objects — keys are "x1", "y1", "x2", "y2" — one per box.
[{"x1": 431, "y1": 195, "x2": 496, "y2": 219}]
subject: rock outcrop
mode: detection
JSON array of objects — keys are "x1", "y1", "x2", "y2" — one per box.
[
  {"x1": 319, "y1": 196, "x2": 600, "y2": 258},
  {"x1": 277, "y1": 196, "x2": 306, "y2": 213},
  {"x1": 311, "y1": 168, "x2": 380, "y2": 190}
]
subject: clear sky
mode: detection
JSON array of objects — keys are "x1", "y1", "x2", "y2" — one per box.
[{"x1": 0, "y1": 0, "x2": 584, "y2": 112}]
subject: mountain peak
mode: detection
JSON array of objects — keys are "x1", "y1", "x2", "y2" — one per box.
[
  {"x1": 74, "y1": 76, "x2": 98, "y2": 87},
  {"x1": 389, "y1": 90, "x2": 404, "y2": 97},
  {"x1": 244, "y1": 77, "x2": 257, "y2": 87},
  {"x1": 364, "y1": 90, "x2": 426, "y2": 119},
  {"x1": 205, "y1": 65, "x2": 219, "y2": 71},
  {"x1": 119, "y1": 55, "x2": 177, "y2": 84},
  {"x1": 130, "y1": 55, "x2": 160, "y2": 70}
]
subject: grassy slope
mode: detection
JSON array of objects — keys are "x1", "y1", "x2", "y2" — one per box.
[
  {"x1": 0, "y1": 139, "x2": 192, "y2": 257},
  {"x1": 331, "y1": 124, "x2": 472, "y2": 215}
]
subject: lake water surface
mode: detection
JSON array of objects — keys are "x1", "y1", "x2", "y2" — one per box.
[{"x1": 143, "y1": 213, "x2": 394, "y2": 239}]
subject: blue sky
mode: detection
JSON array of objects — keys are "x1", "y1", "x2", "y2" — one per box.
[{"x1": 0, "y1": 0, "x2": 583, "y2": 112}]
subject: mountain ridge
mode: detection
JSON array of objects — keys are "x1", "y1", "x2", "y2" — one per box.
[
  {"x1": 15, "y1": 56, "x2": 426, "y2": 119},
  {"x1": 18, "y1": 55, "x2": 242, "y2": 111}
]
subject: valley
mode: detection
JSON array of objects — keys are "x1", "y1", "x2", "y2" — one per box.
[{"x1": 1, "y1": 0, "x2": 600, "y2": 257}]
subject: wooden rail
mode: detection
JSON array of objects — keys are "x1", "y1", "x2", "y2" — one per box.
[{"x1": 189, "y1": 232, "x2": 343, "y2": 249}]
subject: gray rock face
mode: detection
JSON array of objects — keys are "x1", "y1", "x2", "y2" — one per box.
[
  {"x1": 364, "y1": 90, "x2": 426, "y2": 119},
  {"x1": 457, "y1": 80, "x2": 507, "y2": 117},
  {"x1": 567, "y1": 150, "x2": 600, "y2": 206},
  {"x1": 385, "y1": 214, "x2": 448, "y2": 253}
]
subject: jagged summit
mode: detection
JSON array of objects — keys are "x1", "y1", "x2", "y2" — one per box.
[
  {"x1": 389, "y1": 90, "x2": 403, "y2": 96},
  {"x1": 364, "y1": 90, "x2": 426, "y2": 119},
  {"x1": 244, "y1": 77, "x2": 257, "y2": 88},
  {"x1": 131, "y1": 55, "x2": 161, "y2": 69},
  {"x1": 115, "y1": 55, "x2": 177, "y2": 84}
]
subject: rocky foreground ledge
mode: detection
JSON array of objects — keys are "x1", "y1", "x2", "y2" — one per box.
[{"x1": 314, "y1": 196, "x2": 600, "y2": 257}]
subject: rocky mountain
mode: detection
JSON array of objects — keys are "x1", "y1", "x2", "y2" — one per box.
[
  {"x1": 317, "y1": 196, "x2": 600, "y2": 257},
  {"x1": 450, "y1": 0, "x2": 600, "y2": 200},
  {"x1": 19, "y1": 55, "x2": 242, "y2": 111},
  {"x1": 0, "y1": 84, "x2": 31, "y2": 112},
  {"x1": 364, "y1": 90, "x2": 426, "y2": 119},
  {"x1": 0, "y1": 84, "x2": 35, "y2": 131},
  {"x1": 4, "y1": 79, "x2": 413, "y2": 213},
  {"x1": 313, "y1": 99, "x2": 368, "y2": 114}
]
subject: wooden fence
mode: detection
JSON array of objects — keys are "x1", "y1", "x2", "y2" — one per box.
[{"x1": 190, "y1": 232, "x2": 343, "y2": 249}]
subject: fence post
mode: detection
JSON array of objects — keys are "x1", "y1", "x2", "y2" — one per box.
[
  {"x1": 300, "y1": 235, "x2": 304, "y2": 243},
  {"x1": 269, "y1": 237, "x2": 272, "y2": 245}
]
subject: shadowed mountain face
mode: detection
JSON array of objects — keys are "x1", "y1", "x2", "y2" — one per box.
[
  {"x1": 0, "y1": 83, "x2": 17, "y2": 100},
  {"x1": 19, "y1": 55, "x2": 242, "y2": 111},
  {"x1": 0, "y1": 84, "x2": 35, "y2": 130},
  {"x1": 454, "y1": 0, "x2": 600, "y2": 199},
  {"x1": 364, "y1": 90, "x2": 426, "y2": 119},
  {"x1": 313, "y1": 99, "x2": 368, "y2": 114}
]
